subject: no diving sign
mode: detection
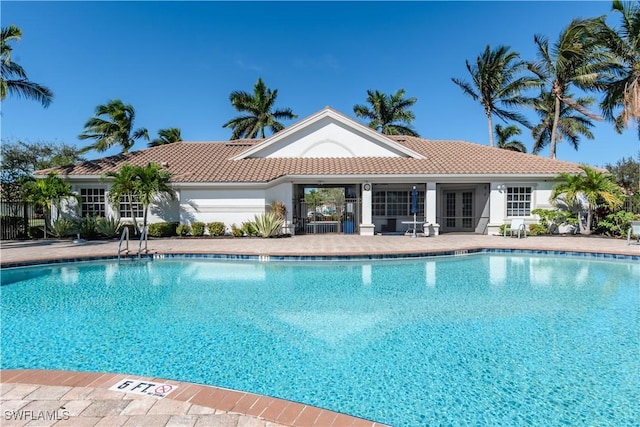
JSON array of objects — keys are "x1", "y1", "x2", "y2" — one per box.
[{"x1": 109, "y1": 379, "x2": 178, "y2": 398}]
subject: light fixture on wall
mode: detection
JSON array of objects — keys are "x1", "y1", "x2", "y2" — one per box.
[{"x1": 497, "y1": 184, "x2": 507, "y2": 192}]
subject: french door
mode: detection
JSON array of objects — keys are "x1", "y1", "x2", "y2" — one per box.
[{"x1": 443, "y1": 190, "x2": 475, "y2": 232}]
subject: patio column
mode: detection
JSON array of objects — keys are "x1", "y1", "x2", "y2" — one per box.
[
  {"x1": 359, "y1": 182, "x2": 375, "y2": 235},
  {"x1": 426, "y1": 182, "x2": 439, "y2": 236}
]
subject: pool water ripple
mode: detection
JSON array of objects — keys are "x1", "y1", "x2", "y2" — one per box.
[{"x1": 1, "y1": 255, "x2": 638, "y2": 426}]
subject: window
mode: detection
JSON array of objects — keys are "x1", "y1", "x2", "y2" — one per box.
[
  {"x1": 119, "y1": 194, "x2": 144, "y2": 218},
  {"x1": 372, "y1": 190, "x2": 425, "y2": 217},
  {"x1": 506, "y1": 187, "x2": 532, "y2": 216},
  {"x1": 80, "y1": 188, "x2": 105, "y2": 217}
]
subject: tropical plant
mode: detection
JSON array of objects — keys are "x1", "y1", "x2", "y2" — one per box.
[
  {"x1": 594, "y1": 210, "x2": 638, "y2": 236},
  {"x1": 252, "y1": 212, "x2": 283, "y2": 238},
  {"x1": 48, "y1": 218, "x2": 75, "y2": 239},
  {"x1": 531, "y1": 90, "x2": 596, "y2": 154},
  {"x1": 95, "y1": 216, "x2": 122, "y2": 238},
  {"x1": 104, "y1": 163, "x2": 175, "y2": 235},
  {"x1": 23, "y1": 172, "x2": 79, "y2": 238},
  {"x1": 550, "y1": 165, "x2": 625, "y2": 234},
  {"x1": 75, "y1": 215, "x2": 99, "y2": 239},
  {"x1": 131, "y1": 163, "x2": 176, "y2": 233},
  {"x1": 149, "y1": 127, "x2": 182, "y2": 147},
  {"x1": 207, "y1": 221, "x2": 226, "y2": 236},
  {"x1": 103, "y1": 164, "x2": 141, "y2": 232},
  {"x1": 452, "y1": 45, "x2": 538, "y2": 146},
  {"x1": 494, "y1": 124, "x2": 527, "y2": 152},
  {"x1": 241, "y1": 221, "x2": 258, "y2": 236},
  {"x1": 528, "y1": 18, "x2": 611, "y2": 158},
  {"x1": 223, "y1": 77, "x2": 297, "y2": 139},
  {"x1": 595, "y1": 0, "x2": 640, "y2": 138},
  {"x1": 79, "y1": 100, "x2": 149, "y2": 154},
  {"x1": 528, "y1": 223, "x2": 548, "y2": 236},
  {"x1": 353, "y1": 89, "x2": 420, "y2": 136},
  {"x1": 147, "y1": 222, "x2": 178, "y2": 237},
  {"x1": 191, "y1": 222, "x2": 205, "y2": 236},
  {"x1": 0, "y1": 25, "x2": 53, "y2": 107},
  {"x1": 230, "y1": 223, "x2": 243, "y2": 237},
  {"x1": 176, "y1": 223, "x2": 191, "y2": 236}
]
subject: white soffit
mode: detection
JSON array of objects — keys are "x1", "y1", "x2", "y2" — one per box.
[{"x1": 231, "y1": 107, "x2": 425, "y2": 160}]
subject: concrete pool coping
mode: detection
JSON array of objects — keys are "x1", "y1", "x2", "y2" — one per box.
[{"x1": 1, "y1": 234, "x2": 638, "y2": 426}]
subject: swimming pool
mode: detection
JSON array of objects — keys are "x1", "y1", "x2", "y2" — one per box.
[{"x1": 1, "y1": 254, "x2": 638, "y2": 426}]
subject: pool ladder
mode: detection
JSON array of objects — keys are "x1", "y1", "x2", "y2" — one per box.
[{"x1": 117, "y1": 227, "x2": 148, "y2": 261}]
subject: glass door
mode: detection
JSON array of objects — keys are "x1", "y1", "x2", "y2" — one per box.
[{"x1": 443, "y1": 190, "x2": 475, "y2": 232}]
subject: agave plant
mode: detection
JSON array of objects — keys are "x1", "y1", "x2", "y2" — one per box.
[
  {"x1": 95, "y1": 217, "x2": 123, "y2": 238},
  {"x1": 252, "y1": 212, "x2": 283, "y2": 238},
  {"x1": 48, "y1": 218, "x2": 75, "y2": 238}
]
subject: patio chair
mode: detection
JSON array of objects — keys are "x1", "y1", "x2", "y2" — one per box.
[
  {"x1": 627, "y1": 221, "x2": 640, "y2": 246},
  {"x1": 504, "y1": 218, "x2": 527, "y2": 238}
]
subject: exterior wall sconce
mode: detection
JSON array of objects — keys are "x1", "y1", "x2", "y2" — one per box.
[{"x1": 497, "y1": 184, "x2": 507, "y2": 192}]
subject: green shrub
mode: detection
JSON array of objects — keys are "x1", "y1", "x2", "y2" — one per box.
[
  {"x1": 49, "y1": 218, "x2": 75, "y2": 238},
  {"x1": 230, "y1": 223, "x2": 243, "y2": 237},
  {"x1": 191, "y1": 221, "x2": 205, "y2": 236},
  {"x1": 176, "y1": 223, "x2": 191, "y2": 236},
  {"x1": 95, "y1": 217, "x2": 122, "y2": 238},
  {"x1": 252, "y1": 212, "x2": 283, "y2": 238},
  {"x1": 75, "y1": 216, "x2": 99, "y2": 239},
  {"x1": 532, "y1": 208, "x2": 578, "y2": 232},
  {"x1": 498, "y1": 224, "x2": 506, "y2": 235},
  {"x1": 241, "y1": 221, "x2": 257, "y2": 237},
  {"x1": 208, "y1": 221, "x2": 226, "y2": 236},
  {"x1": 148, "y1": 222, "x2": 178, "y2": 237},
  {"x1": 594, "y1": 211, "x2": 637, "y2": 237},
  {"x1": 528, "y1": 223, "x2": 547, "y2": 236}
]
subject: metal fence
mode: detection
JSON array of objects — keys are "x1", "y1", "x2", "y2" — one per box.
[
  {"x1": 0, "y1": 202, "x2": 43, "y2": 240},
  {"x1": 294, "y1": 197, "x2": 360, "y2": 235}
]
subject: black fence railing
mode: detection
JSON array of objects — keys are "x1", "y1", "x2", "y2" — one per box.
[{"x1": 0, "y1": 202, "x2": 43, "y2": 240}]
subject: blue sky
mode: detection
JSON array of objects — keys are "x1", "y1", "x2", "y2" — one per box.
[{"x1": 1, "y1": 1, "x2": 637, "y2": 167}]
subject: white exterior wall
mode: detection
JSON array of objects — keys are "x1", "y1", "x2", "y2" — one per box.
[
  {"x1": 179, "y1": 188, "x2": 267, "y2": 230},
  {"x1": 257, "y1": 118, "x2": 405, "y2": 158},
  {"x1": 487, "y1": 180, "x2": 554, "y2": 235},
  {"x1": 265, "y1": 182, "x2": 294, "y2": 223}
]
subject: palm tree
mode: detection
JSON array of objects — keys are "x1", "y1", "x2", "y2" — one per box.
[
  {"x1": 79, "y1": 100, "x2": 149, "y2": 154},
  {"x1": 149, "y1": 127, "x2": 182, "y2": 147},
  {"x1": 104, "y1": 164, "x2": 141, "y2": 233},
  {"x1": 551, "y1": 165, "x2": 625, "y2": 234},
  {"x1": 0, "y1": 24, "x2": 53, "y2": 107},
  {"x1": 529, "y1": 18, "x2": 611, "y2": 159},
  {"x1": 494, "y1": 124, "x2": 527, "y2": 153},
  {"x1": 596, "y1": 0, "x2": 640, "y2": 139},
  {"x1": 531, "y1": 90, "x2": 596, "y2": 155},
  {"x1": 104, "y1": 163, "x2": 175, "y2": 234},
  {"x1": 23, "y1": 173, "x2": 79, "y2": 238},
  {"x1": 223, "y1": 78, "x2": 297, "y2": 139},
  {"x1": 452, "y1": 45, "x2": 538, "y2": 147},
  {"x1": 353, "y1": 89, "x2": 420, "y2": 136}
]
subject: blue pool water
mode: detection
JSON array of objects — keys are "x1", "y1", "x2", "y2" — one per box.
[{"x1": 1, "y1": 254, "x2": 638, "y2": 426}]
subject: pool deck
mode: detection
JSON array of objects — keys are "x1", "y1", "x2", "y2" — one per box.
[{"x1": 1, "y1": 234, "x2": 638, "y2": 426}]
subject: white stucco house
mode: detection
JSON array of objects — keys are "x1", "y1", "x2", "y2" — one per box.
[{"x1": 41, "y1": 107, "x2": 586, "y2": 236}]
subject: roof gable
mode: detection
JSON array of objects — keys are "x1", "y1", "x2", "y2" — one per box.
[{"x1": 232, "y1": 107, "x2": 425, "y2": 160}]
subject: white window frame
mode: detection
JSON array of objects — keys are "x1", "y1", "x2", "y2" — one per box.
[{"x1": 506, "y1": 186, "x2": 533, "y2": 217}]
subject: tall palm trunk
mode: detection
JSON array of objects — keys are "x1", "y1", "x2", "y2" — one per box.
[
  {"x1": 128, "y1": 196, "x2": 139, "y2": 235},
  {"x1": 549, "y1": 90, "x2": 562, "y2": 159},
  {"x1": 485, "y1": 108, "x2": 494, "y2": 147}
]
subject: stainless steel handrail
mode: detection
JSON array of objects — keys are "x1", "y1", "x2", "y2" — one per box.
[
  {"x1": 117, "y1": 227, "x2": 129, "y2": 261},
  {"x1": 138, "y1": 228, "x2": 148, "y2": 259}
]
